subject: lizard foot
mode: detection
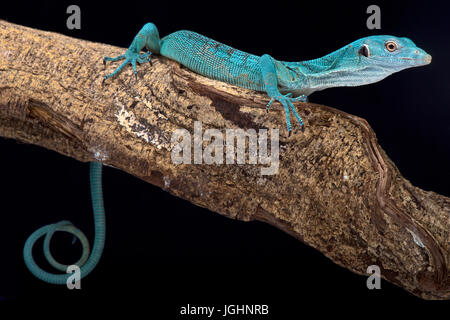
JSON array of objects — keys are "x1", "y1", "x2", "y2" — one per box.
[
  {"x1": 266, "y1": 93, "x2": 306, "y2": 134},
  {"x1": 103, "y1": 51, "x2": 153, "y2": 83}
]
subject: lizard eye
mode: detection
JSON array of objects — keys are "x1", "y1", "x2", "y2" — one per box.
[{"x1": 385, "y1": 41, "x2": 398, "y2": 52}]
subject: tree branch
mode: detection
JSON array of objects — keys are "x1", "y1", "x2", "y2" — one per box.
[{"x1": 0, "y1": 20, "x2": 448, "y2": 300}]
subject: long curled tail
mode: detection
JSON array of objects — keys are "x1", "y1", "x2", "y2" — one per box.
[{"x1": 23, "y1": 162, "x2": 106, "y2": 285}]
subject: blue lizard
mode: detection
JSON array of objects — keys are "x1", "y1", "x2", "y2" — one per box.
[
  {"x1": 23, "y1": 24, "x2": 432, "y2": 286},
  {"x1": 103, "y1": 23, "x2": 431, "y2": 134}
]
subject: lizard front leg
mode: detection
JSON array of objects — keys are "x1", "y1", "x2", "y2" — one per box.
[
  {"x1": 103, "y1": 23, "x2": 161, "y2": 82},
  {"x1": 259, "y1": 54, "x2": 305, "y2": 134}
]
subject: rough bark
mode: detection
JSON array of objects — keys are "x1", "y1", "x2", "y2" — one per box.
[{"x1": 0, "y1": 20, "x2": 448, "y2": 300}]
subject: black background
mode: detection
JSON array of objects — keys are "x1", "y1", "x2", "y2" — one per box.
[{"x1": 1, "y1": 0, "x2": 449, "y2": 312}]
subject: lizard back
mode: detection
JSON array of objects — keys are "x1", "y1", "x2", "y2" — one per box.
[{"x1": 160, "y1": 30, "x2": 265, "y2": 91}]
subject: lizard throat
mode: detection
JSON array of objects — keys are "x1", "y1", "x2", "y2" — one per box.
[{"x1": 297, "y1": 58, "x2": 394, "y2": 95}]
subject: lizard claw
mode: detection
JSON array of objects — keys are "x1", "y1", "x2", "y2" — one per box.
[
  {"x1": 139, "y1": 52, "x2": 153, "y2": 66},
  {"x1": 268, "y1": 93, "x2": 306, "y2": 136},
  {"x1": 103, "y1": 51, "x2": 153, "y2": 81},
  {"x1": 266, "y1": 98, "x2": 275, "y2": 111}
]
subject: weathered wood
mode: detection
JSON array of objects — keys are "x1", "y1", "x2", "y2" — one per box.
[{"x1": 0, "y1": 20, "x2": 448, "y2": 300}]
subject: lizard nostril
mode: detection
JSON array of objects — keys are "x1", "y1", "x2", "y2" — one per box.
[{"x1": 414, "y1": 50, "x2": 420, "y2": 55}]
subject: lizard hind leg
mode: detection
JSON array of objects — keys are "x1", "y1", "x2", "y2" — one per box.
[
  {"x1": 137, "y1": 52, "x2": 153, "y2": 66},
  {"x1": 103, "y1": 58, "x2": 131, "y2": 81},
  {"x1": 103, "y1": 54, "x2": 125, "y2": 65},
  {"x1": 103, "y1": 23, "x2": 161, "y2": 82}
]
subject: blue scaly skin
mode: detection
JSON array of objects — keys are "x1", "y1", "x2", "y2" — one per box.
[
  {"x1": 103, "y1": 23, "x2": 432, "y2": 134},
  {"x1": 22, "y1": 25, "x2": 432, "y2": 286},
  {"x1": 23, "y1": 162, "x2": 105, "y2": 285}
]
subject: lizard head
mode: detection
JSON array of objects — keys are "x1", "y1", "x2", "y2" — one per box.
[
  {"x1": 356, "y1": 35, "x2": 432, "y2": 70},
  {"x1": 298, "y1": 35, "x2": 431, "y2": 94}
]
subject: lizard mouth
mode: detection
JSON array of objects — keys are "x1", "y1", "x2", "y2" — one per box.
[
  {"x1": 397, "y1": 54, "x2": 432, "y2": 66},
  {"x1": 403, "y1": 53, "x2": 432, "y2": 64},
  {"x1": 422, "y1": 54, "x2": 432, "y2": 65}
]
